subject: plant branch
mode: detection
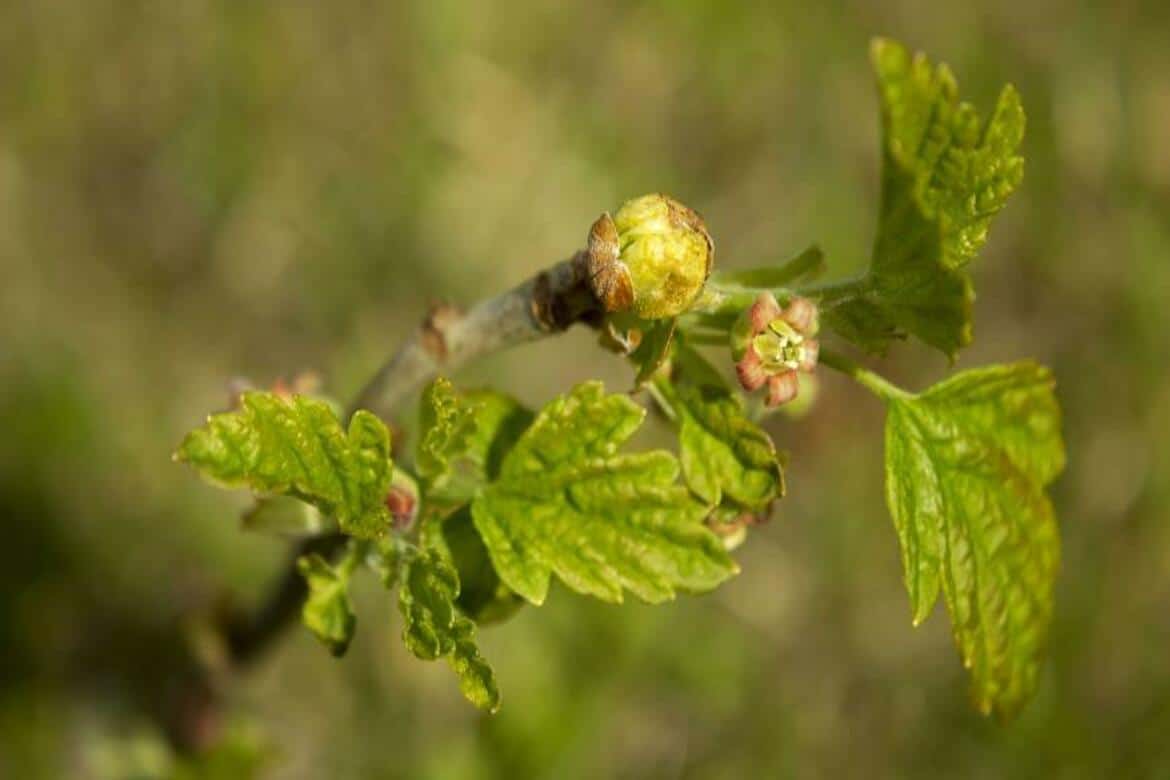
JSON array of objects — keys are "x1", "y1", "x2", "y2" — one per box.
[
  {"x1": 797, "y1": 274, "x2": 872, "y2": 307},
  {"x1": 818, "y1": 347, "x2": 912, "y2": 402},
  {"x1": 214, "y1": 253, "x2": 601, "y2": 676},
  {"x1": 683, "y1": 261, "x2": 868, "y2": 332},
  {"x1": 182, "y1": 248, "x2": 861, "y2": 748},
  {"x1": 351, "y1": 256, "x2": 598, "y2": 420}
]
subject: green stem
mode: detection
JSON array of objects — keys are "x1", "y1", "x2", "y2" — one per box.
[
  {"x1": 643, "y1": 378, "x2": 678, "y2": 423},
  {"x1": 339, "y1": 540, "x2": 364, "y2": 577},
  {"x1": 707, "y1": 245, "x2": 824, "y2": 288},
  {"x1": 688, "y1": 270, "x2": 871, "y2": 334},
  {"x1": 796, "y1": 274, "x2": 872, "y2": 307},
  {"x1": 681, "y1": 329, "x2": 728, "y2": 346},
  {"x1": 818, "y1": 348, "x2": 912, "y2": 402},
  {"x1": 683, "y1": 285, "x2": 797, "y2": 332}
]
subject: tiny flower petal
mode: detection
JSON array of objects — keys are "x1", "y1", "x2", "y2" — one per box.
[
  {"x1": 736, "y1": 348, "x2": 768, "y2": 391},
  {"x1": 799, "y1": 339, "x2": 820, "y2": 372},
  {"x1": 766, "y1": 370, "x2": 800, "y2": 407},
  {"x1": 782, "y1": 297, "x2": 818, "y2": 334},
  {"x1": 749, "y1": 292, "x2": 782, "y2": 334}
]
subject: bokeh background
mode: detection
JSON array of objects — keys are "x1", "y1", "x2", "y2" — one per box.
[{"x1": 3, "y1": 0, "x2": 1169, "y2": 777}]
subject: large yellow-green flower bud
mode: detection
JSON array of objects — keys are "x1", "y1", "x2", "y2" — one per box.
[{"x1": 583, "y1": 194, "x2": 713, "y2": 320}]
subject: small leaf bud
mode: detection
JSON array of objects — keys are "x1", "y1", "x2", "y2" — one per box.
[{"x1": 385, "y1": 470, "x2": 420, "y2": 532}]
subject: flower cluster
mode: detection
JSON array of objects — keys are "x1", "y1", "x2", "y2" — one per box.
[{"x1": 732, "y1": 293, "x2": 819, "y2": 406}]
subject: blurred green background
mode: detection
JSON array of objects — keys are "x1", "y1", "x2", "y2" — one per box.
[{"x1": 3, "y1": 0, "x2": 1169, "y2": 777}]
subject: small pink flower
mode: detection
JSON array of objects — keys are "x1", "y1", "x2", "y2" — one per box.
[{"x1": 734, "y1": 293, "x2": 820, "y2": 407}]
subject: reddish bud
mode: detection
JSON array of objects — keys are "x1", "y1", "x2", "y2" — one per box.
[
  {"x1": 271, "y1": 377, "x2": 293, "y2": 399},
  {"x1": 270, "y1": 371, "x2": 321, "y2": 400},
  {"x1": 385, "y1": 487, "x2": 417, "y2": 531}
]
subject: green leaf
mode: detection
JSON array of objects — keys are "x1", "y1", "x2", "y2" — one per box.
[
  {"x1": 417, "y1": 378, "x2": 478, "y2": 487},
  {"x1": 671, "y1": 339, "x2": 731, "y2": 390},
  {"x1": 471, "y1": 381, "x2": 738, "y2": 605},
  {"x1": 417, "y1": 379, "x2": 533, "y2": 505},
  {"x1": 422, "y1": 507, "x2": 525, "y2": 624},
  {"x1": 399, "y1": 548, "x2": 500, "y2": 712},
  {"x1": 297, "y1": 549, "x2": 359, "y2": 656},
  {"x1": 653, "y1": 360, "x2": 783, "y2": 513},
  {"x1": 176, "y1": 392, "x2": 393, "y2": 539},
  {"x1": 883, "y1": 362, "x2": 1064, "y2": 717},
  {"x1": 827, "y1": 38, "x2": 1025, "y2": 358},
  {"x1": 819, "y1": 295, "x2": 904, "y2": 355}
]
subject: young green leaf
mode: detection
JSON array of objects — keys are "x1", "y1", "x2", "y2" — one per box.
[
  {"x1": 826, "y1": 38, "x2": 1025, "y2": 358},
  {"x1": 471, "y1": 381, "x2": 738, "y2": 605},
  {"x1": 175, "y1": 392, "x2": 393, "y2": 539},
  {"x1": 653, "y1": 366, "x2": 783, "y2": 513},
  {"x1": 819, "y1": 296, "x2": 904, "y2": 355},
  {"x1": 883, "y1": 362, "x2": 1063, "y2": 717},
  {"x1": 417, "y1": 379, "x2": 534, "y2": 505},
  {"x1": 417, "y1": 378, "x2": 478, "y2": 487},
  {"x1": 671, "y1": 339, "x2": 732, "y2": 390},
  {"x1": 461, "y1": 390, "x2": 536, "y2": 482},
  {"x1": 422, "y1": 507, "x2": 525, "y2": 625},
  {"x1": 297, "y1": 549, "x2": 359, "y2": 656},
  {"x1": 399, "y1": 548, "x2": 500, "y2": 712}
]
